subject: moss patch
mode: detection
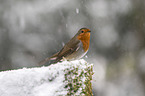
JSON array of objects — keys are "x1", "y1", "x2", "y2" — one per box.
[{"x1": 64, "y1": 62, "x2": 94, "y2": 96}]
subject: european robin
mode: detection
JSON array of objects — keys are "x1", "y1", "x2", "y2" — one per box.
[{"x1": 39, "y1": 28, "x2": 91, "y2": 65}]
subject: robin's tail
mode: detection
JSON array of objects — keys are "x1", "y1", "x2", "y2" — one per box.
[
  {"x1": 39, "y1": 52, "x2": 62, "y2": 66},
  {"x1": 39, "y1": 51, "x2": 65, "y2": 66},
  {"x1": 40, "y1": 57, "x2": 64, "y2": 66}
]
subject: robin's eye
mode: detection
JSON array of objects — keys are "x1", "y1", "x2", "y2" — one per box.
[{"x1": 81, "y1": 31, "x2": 84, "y2": 33}]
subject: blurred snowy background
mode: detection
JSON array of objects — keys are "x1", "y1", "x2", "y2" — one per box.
[{"x1": 0, "y1": 0, "x2": 145, "y2": 96}]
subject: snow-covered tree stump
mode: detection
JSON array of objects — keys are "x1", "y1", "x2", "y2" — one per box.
[{"x1": 0, "y1": 59, "x2": 93, "y2": 96}]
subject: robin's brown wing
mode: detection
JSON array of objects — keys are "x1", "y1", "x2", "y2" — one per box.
[{"x1": 55, "y1": 39, "x2": 80, "y2": 62}]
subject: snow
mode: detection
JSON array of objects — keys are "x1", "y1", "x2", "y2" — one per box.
[
  {"x1": 0, "y1": 59, "x2": 90, "y2": 96},
  {"x1": 76, "y1": 8, "x2": 79, "y2": 14}
]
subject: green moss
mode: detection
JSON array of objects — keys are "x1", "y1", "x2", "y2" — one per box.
[
  {"x1": 83, "y1": 65, "x2": 93, "y2": 96},
  {"x1": 64, "y1": 62, "x2": 94, "y2": 96}
]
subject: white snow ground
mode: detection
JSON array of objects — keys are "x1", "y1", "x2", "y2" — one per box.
[{"x1": 0, "y1": 59, "x2": 90, "y2": 96}]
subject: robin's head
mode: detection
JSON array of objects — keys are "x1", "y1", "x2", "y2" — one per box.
[
  {"x1": 77, "y1": 28, "x2": 91, "y2": 52},
  {"x1": 77, "y1": 28, "x2": 91, "y2": 40}
]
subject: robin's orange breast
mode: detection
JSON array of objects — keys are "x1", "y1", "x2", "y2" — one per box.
[{"x1": 77, "y1": 32, "x2": 90, "y2": 52}]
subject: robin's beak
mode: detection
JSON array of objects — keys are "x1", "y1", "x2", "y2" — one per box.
[{"x1": 87, "y1": 31, "x2": 91, "y2": 33}]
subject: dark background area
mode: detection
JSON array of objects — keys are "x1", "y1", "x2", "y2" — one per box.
[{"x1": 0, "y1": 0, "x2": 145, "y2": 96}]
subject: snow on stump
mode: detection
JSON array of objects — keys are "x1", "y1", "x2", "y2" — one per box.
[{"x1": 0, "y1": 59, "x2": 93, "y2": 96}]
